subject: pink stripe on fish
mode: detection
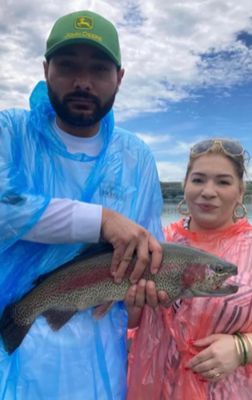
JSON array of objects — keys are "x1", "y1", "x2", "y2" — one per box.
[{"x1": 55, "y1": 265, "x2": 112, "y2": 293}]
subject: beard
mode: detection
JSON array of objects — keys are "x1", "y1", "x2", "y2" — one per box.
[{"x1": 47, "y1": 84, "x2": 116, "y2": 127}]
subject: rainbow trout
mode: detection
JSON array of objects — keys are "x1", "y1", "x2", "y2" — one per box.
[{"x1": 0, "y1": 242, "x2": 238, "y2": 354}]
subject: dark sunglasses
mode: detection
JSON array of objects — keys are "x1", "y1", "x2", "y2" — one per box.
[{"x1": 190, "y1": 139, "x2": 244, "y2": 157}]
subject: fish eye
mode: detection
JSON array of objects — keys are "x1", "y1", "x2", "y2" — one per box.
[{"x1": 214, "y1": 265, "x2": 224, "y2": 274}]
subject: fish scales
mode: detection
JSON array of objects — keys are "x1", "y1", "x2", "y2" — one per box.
[{"x1": 0, "y1": 242, "x2": 238, "y2": 354}]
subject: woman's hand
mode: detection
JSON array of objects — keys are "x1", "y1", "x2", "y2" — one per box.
[
  {"x1": 186, "y1": 333, "x2": 241, "y2": 381},
  {"x1": 125, "y1": 280, "x2": 169, "y2": 329}
]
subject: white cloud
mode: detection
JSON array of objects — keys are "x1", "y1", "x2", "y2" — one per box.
[
  {"x1": 0, "y1": 0, "x2": 252, "y2": 120},
  {"x1": 115, "y1": 0, "x2": 252, "y2": 120},
  {"x1": 157, "y1": 160, "x2": 187, "y2": 182},
  {"x1": 136, "y1": 132, "x2": 172, "y2": 145}
]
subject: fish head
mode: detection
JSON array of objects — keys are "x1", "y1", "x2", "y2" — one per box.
[{"x1": 181, "y1": 259, "x2": 239, "y2": 297}]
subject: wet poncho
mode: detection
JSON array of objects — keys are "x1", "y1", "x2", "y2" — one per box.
[
  {"x1": 127, "y1": 218, "x2": 252, "y2": 400},
  {"x1": 0, "y1": 81, "x2": 163, "y2": 400}
]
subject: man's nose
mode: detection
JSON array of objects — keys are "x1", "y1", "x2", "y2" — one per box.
[{"x1": 73, "y1": 71, "x2": 92, "y2": 91}]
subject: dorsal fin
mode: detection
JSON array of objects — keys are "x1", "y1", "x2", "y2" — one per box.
[{"x1": 33, "y1": 271, "x2": 54, "y2": 286}]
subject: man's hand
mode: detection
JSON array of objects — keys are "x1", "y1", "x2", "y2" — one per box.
[{"x1": 101, "y1": 208, "x2": 163, "y2": 284}]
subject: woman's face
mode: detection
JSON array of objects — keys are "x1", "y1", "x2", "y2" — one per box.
[{"x1": 184, "y1": 153, "x2": 244, "y2": 232}]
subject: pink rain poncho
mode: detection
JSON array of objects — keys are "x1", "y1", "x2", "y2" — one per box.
[{"x1": 127, "y1": 218, "x2": 252, "y2": 400}]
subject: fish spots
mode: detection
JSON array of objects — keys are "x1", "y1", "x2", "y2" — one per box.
[
  {"x1": 55, "y1": 265, "x2": 112, "y2": 293},
  {"x1": 0, "y1": 242, "x2": 237, "y2": 355}
]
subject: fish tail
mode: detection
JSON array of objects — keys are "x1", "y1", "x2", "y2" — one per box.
[{"x1": 0, "y1": 304, "x2": 31, "y2": 354}]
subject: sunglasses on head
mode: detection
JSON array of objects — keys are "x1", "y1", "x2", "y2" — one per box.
[{"x1": 190, "y1": 139, "x2": 244, "y2": 157}]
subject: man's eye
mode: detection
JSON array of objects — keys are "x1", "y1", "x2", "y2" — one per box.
[
  {"x1": 94, "y1": 65, "x2": 109, "y2": 72},
  {"x1": 59, "y1": 62, "x2": 73, "y2": 68}
]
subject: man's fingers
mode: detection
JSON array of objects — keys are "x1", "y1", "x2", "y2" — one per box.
[
  {"x1": 113, "y1": 241, "x2": 137, "y2": 283},
  {"x1": 110, "y1": 246, "x2": 125, "y2": 277},
  {"x1": 128, "y1": 237, "x2": 163, "y2": 283},
  {"x1": 129, "y1": 237, "x2": 149, "y2": 283},
  {"x1": 102, "y1": 208, "x2": 163, "y2": 283},
  {"x1": 149, "y1": 236, "x2": 163, "y2": 274}
]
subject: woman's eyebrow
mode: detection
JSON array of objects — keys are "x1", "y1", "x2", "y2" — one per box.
[{"x1": 191, "y1": 172, "x2": 233, "y2": 178}]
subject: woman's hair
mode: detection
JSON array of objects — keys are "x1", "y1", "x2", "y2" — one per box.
[{"x1": 183, "y1": 139, "x2": 249, "y2": 189}]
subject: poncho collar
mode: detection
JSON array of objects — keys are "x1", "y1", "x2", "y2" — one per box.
[{"x1": 167, "y1": 217, "x2": 251, "y2": 242}]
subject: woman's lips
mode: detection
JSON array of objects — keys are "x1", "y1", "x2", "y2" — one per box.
[{"x1": 197, "y1": 204, "x2": 218, "y2": 211}]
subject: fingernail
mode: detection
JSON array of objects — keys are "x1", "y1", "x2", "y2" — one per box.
[{"x1": 115, "y1": 277, "x2": 122, "y2": 284}]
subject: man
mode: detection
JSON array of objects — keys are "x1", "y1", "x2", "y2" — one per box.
[{"x1": 0, "y1": 10, "x2": 164, "y2": 400}]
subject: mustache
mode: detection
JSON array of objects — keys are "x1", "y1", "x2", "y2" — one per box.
[{"x1": 63, "y1": 91, "x2": 100, "y2": 105}]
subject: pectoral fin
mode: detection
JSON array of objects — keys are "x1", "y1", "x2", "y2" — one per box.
[
  {"x1": 92, "y1": 301, "x2": 114, "y2": 319},
  {"x1": 42, "y1": 309, "x2": 76, "y2": 331}
]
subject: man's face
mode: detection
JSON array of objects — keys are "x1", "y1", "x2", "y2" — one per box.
[{"x1": 44, "y1": 43, "x2": 124, "y2": 132}]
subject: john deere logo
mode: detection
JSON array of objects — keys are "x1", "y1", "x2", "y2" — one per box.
[{"x1": 75, "y1": 16, "x2": 93, "y2": 30}]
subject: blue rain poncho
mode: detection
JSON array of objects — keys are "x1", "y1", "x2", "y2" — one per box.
[{"x1": 0, "y1": 81, "x2": 163, "y2": 400}]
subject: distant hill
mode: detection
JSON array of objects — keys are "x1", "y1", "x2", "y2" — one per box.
[{"x1": 161, "y1": 181, "x2": 252, "y2": 202}]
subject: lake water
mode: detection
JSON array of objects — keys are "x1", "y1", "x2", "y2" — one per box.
[{"x1": 161, "y1": 201, "x2": 252, "y2": 225}]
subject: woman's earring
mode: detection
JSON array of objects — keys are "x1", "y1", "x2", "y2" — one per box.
[
  {"x1": 177, "y1": 199, "x2": 190, "y2": 216},
  {"x1": 233, "y1": 202, "x2": 247, "y2": 220}
]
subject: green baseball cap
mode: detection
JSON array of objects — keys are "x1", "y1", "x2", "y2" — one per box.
[{"x1": 45, "y1": 10, "x2": 121, "y2": 66}]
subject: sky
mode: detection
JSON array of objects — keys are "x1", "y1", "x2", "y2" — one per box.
[{"x1": 1, "y1": 0, "x2": 252, "y2": 181}]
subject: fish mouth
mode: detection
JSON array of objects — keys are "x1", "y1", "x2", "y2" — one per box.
[{"x1": 191, "y1": 283, "x2": 239, "y2": 297}]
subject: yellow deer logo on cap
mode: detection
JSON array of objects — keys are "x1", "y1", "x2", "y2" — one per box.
[{"x1": 75, "y1": 16, "x2": 93, "y2": 30}]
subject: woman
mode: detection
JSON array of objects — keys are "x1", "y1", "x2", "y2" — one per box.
[{"x1": 127, "y1": 139, "x2": 252, "y2": 400}]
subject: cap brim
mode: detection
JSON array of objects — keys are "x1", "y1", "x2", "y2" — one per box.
[{"x1": 45, "y1": 38, "x2": 121, "y2": 67}]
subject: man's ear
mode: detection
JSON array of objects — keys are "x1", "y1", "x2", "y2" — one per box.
[
  {"x1": 117, "y1": 68, "x2": 125, "y2": 87},
  {"x1": 43, "y1": 60, "x2": 49, "y2": 81}
]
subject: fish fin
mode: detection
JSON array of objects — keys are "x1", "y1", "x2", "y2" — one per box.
[
  {"x1": 42, "y1": 309, "x2": 76, "y2": 331},
  {"x1": 0, "y1": 304, "x2": 31, "y2": 354},
  {"x1": 92, "y1": 301, "x2": 114, "y2": 319},
  {"x1": 76, "y1": 242, "x2": 114, "y2": 260},
  {"x1": 33, "y1": 271, "x2": 54, "y2": 286}
]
